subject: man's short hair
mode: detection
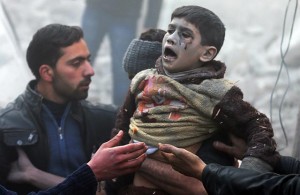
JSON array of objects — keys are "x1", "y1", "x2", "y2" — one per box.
[{"x1": 26, "y1": 24, "x2": 84, "y2": 80}]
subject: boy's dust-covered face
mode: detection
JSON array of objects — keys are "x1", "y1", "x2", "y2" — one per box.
[{"x1": 162, "y1": 18, "x2": 207, "y2": 73}]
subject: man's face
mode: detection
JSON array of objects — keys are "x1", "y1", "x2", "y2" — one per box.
[
  {"x1": 51, "y1": 38, "x2": 94, "y2": 102},
  {"x1": 162, "y1": 18, "x2": 207, "y2": 73}
]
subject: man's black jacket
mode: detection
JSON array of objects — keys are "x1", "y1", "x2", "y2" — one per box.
[
  {"x1": 202, "y1": 156, "x2": 300, "y2": 195},
  {"x1": 0, "y1": 80, "x2": 117, "y2": 194}
]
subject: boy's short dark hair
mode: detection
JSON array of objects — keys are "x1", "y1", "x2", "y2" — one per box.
[
  {"x1": 171, "y1": 5, "x2": 225, "y2": 55},
  {"x1": 26, "y1": 24, "x2": 84, "y2": 80}
]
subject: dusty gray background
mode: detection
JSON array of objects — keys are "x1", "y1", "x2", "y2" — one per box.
[{"x1": 0, "y1": 0, "x2": 299, "y2": 156}]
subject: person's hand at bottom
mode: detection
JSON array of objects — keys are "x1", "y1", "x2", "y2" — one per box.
[
  {"x1": 88, "y1": 130, "x2": 147, "y2": 180},
  {"x1": 159, "y1": 143, "x2": 206, "y2": 180}
]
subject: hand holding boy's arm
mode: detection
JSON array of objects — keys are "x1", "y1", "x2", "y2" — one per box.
[
  {"x1": 159, "y1": 143, "x2": 206, "y2": 180},
  {"x1": 213, "y1": 133, "x2": 247, "y2": 160}
]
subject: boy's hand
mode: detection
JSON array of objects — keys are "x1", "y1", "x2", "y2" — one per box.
[{"x1": 159, "y1": 143, "x2": 206, "y2": 180}]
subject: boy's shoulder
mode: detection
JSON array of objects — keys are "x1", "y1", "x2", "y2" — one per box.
[
  {"x1": 132, "y1": 68, "x2": 157, "y2": 81},
  {"x1": 202, "y1": 78, "x2": 235, "y2": 89},
  {"x1": 186, "y1": 78, "x2": 236, "y2": 99}
]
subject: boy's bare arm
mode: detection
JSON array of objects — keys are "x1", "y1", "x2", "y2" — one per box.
[{"x1": 139, "y1": 158, "x2": 207, "y2": 195}]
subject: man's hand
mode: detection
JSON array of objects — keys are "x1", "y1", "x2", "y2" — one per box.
[
  {"x1": 159, "y1": 143, "x2": 206, "y2": 180},
  {"x1": 87, "y1": 130, "x2": 147, "y2": 180},
  {"x1": 213, "y1": 134, "x2": 247, "y2": 160},
  {"x1": 7, "y1": 148, "x2": 35, "y2": 183},
  {"x1": 7, "y1": 148, "x2": 65, "y2": 189}
]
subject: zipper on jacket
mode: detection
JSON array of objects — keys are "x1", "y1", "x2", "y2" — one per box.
[{"x1": 58, "y1": 126, "x2": 63, "y2": 140}]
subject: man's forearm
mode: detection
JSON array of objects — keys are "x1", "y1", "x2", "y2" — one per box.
[
  {"x1": 27, "y1": 167, "x2": 65, "y2": 189},
  {"x1": 139, "y1": 158, "x2": 207, "y2": 195}
]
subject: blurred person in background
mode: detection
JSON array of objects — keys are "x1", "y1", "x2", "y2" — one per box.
[{"x1": 81, "y1": 0, "x2": 162, "y2": 106}]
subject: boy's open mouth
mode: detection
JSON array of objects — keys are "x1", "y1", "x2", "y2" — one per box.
[{"x1": 163, "y1": 47, "x2": 177, "y2": 62}]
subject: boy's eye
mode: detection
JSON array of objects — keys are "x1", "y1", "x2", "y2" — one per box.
[
  {"x1": 181, "y1": 32, "x2": 191, "y2": 38},
  {"x1": 167, "y1": 29, "x2": 175, "y2": 34}
]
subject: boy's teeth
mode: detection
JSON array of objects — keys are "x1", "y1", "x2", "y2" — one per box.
[{"x1": 164, "y1": 55, "x2": 176, "y2": 61}]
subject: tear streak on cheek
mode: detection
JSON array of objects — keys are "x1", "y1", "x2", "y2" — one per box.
[
  {"x1": 184, "y1": 40, "x2": 193, "y2": 50},
  {"x1": 179, "y1": 41, "x2": 187, "y2": 50}
]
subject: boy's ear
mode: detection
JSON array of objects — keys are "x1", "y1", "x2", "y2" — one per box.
[
  {"x1": 199, "y1": 46, "x2": 217, "y2": 62},
  {"x1": 39, "y1": 64, "x2": 54, "y2": 82}
]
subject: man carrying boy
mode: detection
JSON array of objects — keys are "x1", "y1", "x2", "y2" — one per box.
[
  {"x1": 108, "y1": 28, "x2": 221, "y2": 194},
  {"x1": 113, "y1": 5, "x2": 278, "y2": 194}
]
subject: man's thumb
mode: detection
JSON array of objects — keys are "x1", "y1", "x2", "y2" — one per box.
[{"x1": 103, "y1": 130, "x2": 123, "y2": 148}]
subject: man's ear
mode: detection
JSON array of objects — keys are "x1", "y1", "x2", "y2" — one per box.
[
  {"x1": 199, "y1": 46, "x2": 217, "y2": 62},
  {"x1": 39, "y1": 64, "x2": 53, "y2": 82}
]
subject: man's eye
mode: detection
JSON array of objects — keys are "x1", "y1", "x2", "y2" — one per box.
[{"x1": 71, "y1": 60, "x2": 81, "y2": 67}]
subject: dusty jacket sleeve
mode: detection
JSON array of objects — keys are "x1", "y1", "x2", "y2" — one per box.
[
  {"x1": 202, "y1": 163, "x2": 300, "y2": 195},
  {"x1": 111, "y1": 88, "x2": 136, "y2": 145},
  {"x1": 212, "y1": 86, "x2": 279, "y2": 167},
  {"x1": 27, "y1": 164, "x2": 97, "y2": 195}
]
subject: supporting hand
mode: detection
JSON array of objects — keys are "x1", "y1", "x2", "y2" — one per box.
[
  {"x1": 159, "y1": 143, "x2": 206, "y2": 180},
  {"x1": 7, "y1": 148, "x2": 35, "y2": 183},
  {"x1": 213, "y1": 133, "x2": 247, "y2": 160},
  {"x1": 88, "y1": 130, "x2": 147, "y2": 180}
]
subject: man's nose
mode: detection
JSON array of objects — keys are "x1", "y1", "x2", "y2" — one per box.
[{"x1": 84, "y1": 61, "x2": 95, "y2": 77}]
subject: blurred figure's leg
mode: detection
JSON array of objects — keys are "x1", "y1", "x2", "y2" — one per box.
[
  {"x1": 109, "y1": 19, "x2": 137, "y2": 106},
  {"x1": 81, "y1": 1, "x2": 107, "y2": 65},
  {"x1": 144, "y1": 0, "x2": 163, "y2": 29}
]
